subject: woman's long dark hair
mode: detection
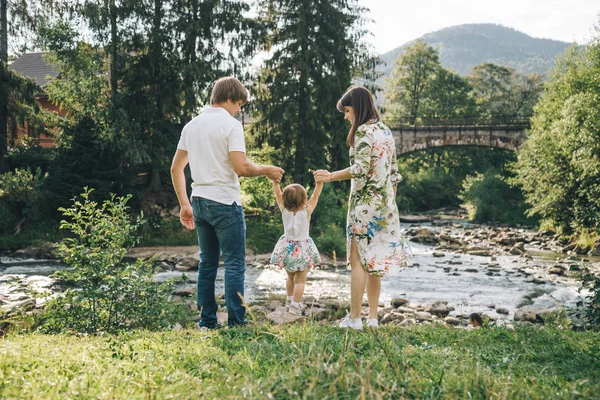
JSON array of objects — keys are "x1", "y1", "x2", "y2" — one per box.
[{"x1": 336, "y1": 86, "x2": 380, "y2": 147}]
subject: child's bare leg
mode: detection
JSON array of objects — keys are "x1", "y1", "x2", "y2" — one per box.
[
  {"x1": 350, "y1": 237, "x2": 367, "y2": 319},
  {"x1": 286, "y1": 271, "x2": 295, "y2": 297},
  {"x1": 366, "y1": 274, "x2": 381, "y2": 319},
  {"x1": 292, "y1": 268, "x2": 310, "y2": 302}
]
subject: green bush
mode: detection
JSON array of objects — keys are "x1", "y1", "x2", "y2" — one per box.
[
  {"x1": 246, "y1": 211, "x2": 283, "y2": 254},
  {"x1": 396, "y1": 166, "x2": 462, "y2": 211},
  {"x1": 460, "y1": 170, "x2": 537, "y2": 225},
  {"x1": 37, "y1": 188, "x2": 189, "y2": 334},
  {"x1": 0, "y1": 167, "x2": 46, "y2": 232},
  {"x1": 574, "y1": 267, "x2": 600, "y2": 330},
  {"x1": 514, "y1": 41, "x2": 600, "y2": 234},
  {"x1": 0, "y1": 202, "x2": 16, "y2": 235}
]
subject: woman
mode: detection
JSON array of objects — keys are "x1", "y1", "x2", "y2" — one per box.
[{"x1": 314, "y1": 85, "x2": 412, "y2": 330}]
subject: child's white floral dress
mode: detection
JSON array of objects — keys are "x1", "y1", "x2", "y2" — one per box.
[
  {"x1": 270, "y1": 208, "x2": 321, "y2": 272},
  {"x1": 347, "y1": 121, "x2": 412, "y2": 277}
]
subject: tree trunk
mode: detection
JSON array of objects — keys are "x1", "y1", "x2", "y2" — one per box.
[
  {"x1": 0, "y1": 0, "x2": 8, "y2": 172},
  {"x1": 109, "y1": 0, "x2": 118, "y2": 111},
  {"x1": 148, "y1": 0, "x2": 163, "y2": 192}
]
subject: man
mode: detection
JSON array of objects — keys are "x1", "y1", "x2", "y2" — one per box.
[{"x1": 171, "y1": 76, "x2": 284, "y2": 329}]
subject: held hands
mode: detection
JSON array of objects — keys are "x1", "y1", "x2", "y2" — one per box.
[
  {"x1": 266, "y1": 166, "x2": 285, "y2": 183},
  {"x1": 313, "y1": 169, "x2": 331, "y2": 183},
  {"x1": 179, "y1": 204, "x2": 195, "y2": 230}
]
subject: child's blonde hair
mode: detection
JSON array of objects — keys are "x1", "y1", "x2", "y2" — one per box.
[{"x1": 282, "y1": 184, "x2": 308, "y2": 212}]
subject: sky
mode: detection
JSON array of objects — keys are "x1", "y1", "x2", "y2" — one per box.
[{"x1": 365, "y1": 0, "x2": 600, "y2": 54}]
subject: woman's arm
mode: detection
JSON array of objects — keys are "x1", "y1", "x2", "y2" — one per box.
[
  {"x1": 314, "y1": 127, "x2": 372, "y2": 184},
  {"x1": 313, "y1": 168, "x2": 351, "y2": 183}
]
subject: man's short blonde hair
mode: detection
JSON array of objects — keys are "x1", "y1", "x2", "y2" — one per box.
[{"x1": 210, "y1": 76, "x2": 248, "y2": 105}]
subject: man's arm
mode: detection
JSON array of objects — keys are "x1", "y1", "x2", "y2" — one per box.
[
  {"x1": 170, "y1": 149, "x2": 195, "y2": 230},
  {"x1": 230, "y1": 151, "x2": 284, "y2": 182}
]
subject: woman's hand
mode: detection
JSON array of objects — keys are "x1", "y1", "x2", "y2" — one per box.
[{"x1": 313, "y1": 169, "x2": 331, "y2": 183}]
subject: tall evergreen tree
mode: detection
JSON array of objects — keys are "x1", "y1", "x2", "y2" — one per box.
[
  {"x1": 250, "y1": 0, "x2": 376, "y2": 185},
  {"x1": 0, "y1": 0, "x2": 7, "y2": 172}
]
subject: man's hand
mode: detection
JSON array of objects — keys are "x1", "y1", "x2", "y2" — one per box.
[
  {"x1": 266, "y1": 166, "x2": 285, "y2": 182},
  {"x1": 179, "y1": 204, "x2": 195, "y2": 230}
]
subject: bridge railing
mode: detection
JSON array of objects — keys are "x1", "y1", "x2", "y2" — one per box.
[{"x1": 384, "y1": 115, "x2": 532, "y2": 128}]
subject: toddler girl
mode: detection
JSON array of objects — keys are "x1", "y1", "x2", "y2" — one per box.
[{"x1": 270, "y1": 180, "x2": 322, "y2": 315}]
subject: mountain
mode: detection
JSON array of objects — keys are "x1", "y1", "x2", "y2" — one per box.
[{"x1": 377, "y1": 23, "x2": 574, "y2": 79}]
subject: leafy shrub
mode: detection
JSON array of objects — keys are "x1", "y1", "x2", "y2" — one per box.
[
  {"x1": 514, "y1": 42, "x2": 600, "y2": 234},
  {"x1": 574, "y1": 267, "x2": 600, "y2": 330},
  {"x1": 37, "y1": 188, "x2": 189, "y2": 334},
  {"x1": 460, "y1": 170, "x2": 537, "y2": 225},
  {"x1": 0, "y1": 167, "x2": 46, "y2": 232},
  {"x1": 396, "y1": 166, "x2": 462, "y2": 212}
]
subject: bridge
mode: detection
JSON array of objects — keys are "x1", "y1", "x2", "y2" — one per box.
[{"x1": 387, "y1": 117, "x2": 531, "y2": 154}]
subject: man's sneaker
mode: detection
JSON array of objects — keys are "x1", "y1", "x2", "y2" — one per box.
[
  {"x1": 198, "y1": 324, "x2": 221, "y2": 331},
  {"x1": 338, "y1": 315, "x2": 363, "y2": 330},
  {"x1": 367, "y1": 318, "x2": 379, "y2": 328},
  {"x1": 288, "y1": 303, "x2": 304, "y2": 316}
]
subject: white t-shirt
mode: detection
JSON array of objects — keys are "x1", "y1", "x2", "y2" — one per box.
[{"x1": 177, "y1": 106, "x2": 246, "y2": 205}]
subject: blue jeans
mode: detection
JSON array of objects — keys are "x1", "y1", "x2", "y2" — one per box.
[{"x1": 192, "y1": 197, "x2": 247, "y2": 327}]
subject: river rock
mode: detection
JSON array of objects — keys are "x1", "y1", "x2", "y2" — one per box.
[
  {"x1": 175, "y1": 257, "x2": 198, "y2": 271},
  {"x1": 514, "y1": 308, "x2": 545, "y2": 324},
  {"x1": 498, "y1": 237, "x2": 516, "y2": 246},
  {"x1": 381, "y1": 312, "x2": 405, "y2": 325},
  {"x1": 267, "y1": 309, "x2": 305, "y2": 325},
  {"x1": 398, "y1": 318, "x2": 416, "y2": 326},
  {"x1": 396, "y1": 306, "x2": 416, "y2": 314},
  {"x1": 1, "y1": 298, "x2": 36, "y2": 314},
  {"x1": 174, "y1": 286, "x2": 194, "y2": 296},
  {"x1": 391, "y1": 297, "x2": 409, "y2": 307},
  {"x1": 466, "y1": 249, "x2": 492, "y2": 256},
  {"x1": 415, "y1": 312, "x2": 433, "y2": 321},
  {"x1": 432, "y1": 252, "x2": 446, "y2": 258},
  {"x1": 400, "y1": 215, "x2": 432, "y2": 223},
  {"x1": 548, "y1": 266, "x2": 565, "y2": 275},
  {"x1": 378, "y1": 306, "x2": 394, "y2": 318},
  {"x1": 425, "y1": 301, "x2": 451, "y2": 317},
  {"x1": 309, "y1": 308, "x2": 329, "y2": 320},
  {"x1": 589, "y1": 242, "x2": 600, "y2": 256},
  {"x1": 444, "y1": 316, "x2": 461, "y2": 325},
  {"x1": 496, "y1": 307, "x2": 509, "y2": 315},
  {"x1": 509, "y1": 246, "x2": 525, "y2": 255},
  {"x1": 411, "y1": 235, "x2": 440, "y2": 244}
]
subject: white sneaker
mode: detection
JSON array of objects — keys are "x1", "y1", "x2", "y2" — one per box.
[
  {"x1": 288, "y1": 303, "x2": 303, "y2": 316},
  {"x1": 367, "y1": 318, "x2": 379, "y2": 328},
  {"x1": 285, "y1": 298, "x2": 292, "y2": 308},
  {"x1": 338, "y1": 315, "x2": 363, "y2": 330}
]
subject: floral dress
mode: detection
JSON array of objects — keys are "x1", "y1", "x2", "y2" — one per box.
[
  {"x1": 270, "y1": 208, "x2": 321, "y2": 273},
  {"x1": 347, "y1": 121, "x2": 412, "y2": 277}
]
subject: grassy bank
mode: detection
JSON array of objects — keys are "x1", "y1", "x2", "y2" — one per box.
[{"x1": 1, "y1": 324, "x2": 599, "y2": 399}]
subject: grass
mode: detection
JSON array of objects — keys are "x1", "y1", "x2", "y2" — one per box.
[{"x1": 1, "y1": 324, "x2": 599, "y2": 399}]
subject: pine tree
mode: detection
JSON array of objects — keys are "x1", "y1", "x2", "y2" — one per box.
[{"x1": 250, "y1": 0, "x2": 376, "y2": 185}]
